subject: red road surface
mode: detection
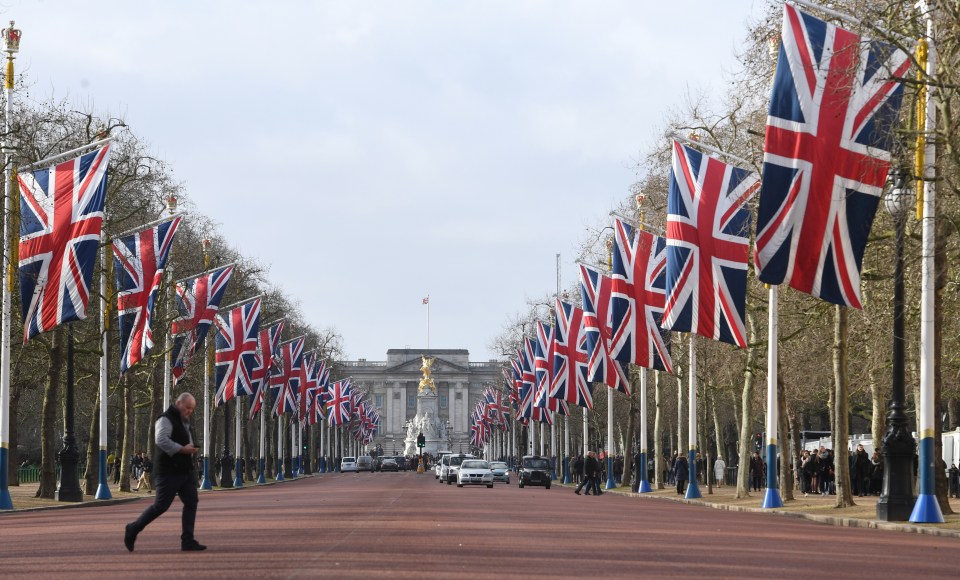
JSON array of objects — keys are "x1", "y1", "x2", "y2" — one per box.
[{"x1": 0, "y1": 471, "x2": 956, "y2": 578}]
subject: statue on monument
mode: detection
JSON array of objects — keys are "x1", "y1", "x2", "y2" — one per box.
[{"x1": 418, "y1": 355, "x2": 436, "y2": 394}]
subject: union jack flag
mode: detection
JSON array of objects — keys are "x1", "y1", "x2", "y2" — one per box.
[
  {"x1": 518, "y1": 337, "x2": 536, "y2": 421},
  {"x1": 271, "y1": 336, "x2": 303, "y2": 417},
  {"x1": 113, "y1": 216, "x2": 181, "y2": 374},
  {"x1": 18, "y1": 145, "x2": 111, "y2": 342},
  {"x1": 249, "y1": 319, "x2": 283, "y2": 419},
  {"x1": 664, "y1": 141, "x2": 758, "y2": 347},
  {"x1": 533, "y1": 321, "x2": 566, "y2": 422},
  {"x1": 755, "y1": 4, "x2": 909, "y2": 308},
  {"x1": 170, "y1": 265, "x2": 234, "y2": 384},
  {"x1": 609, "y1": 218, "x2": 673, "y2": 373},
  {"x1": 214, "y1": 298, "x2": 262, "y2": 406},
  {"x1": 327, "y1": 379, "x2": 353, "y2": 426},
  {"x1": 578, "y1": 263, "x2": 629, "y2": 393},
  {"x1": 549, "y1": 299, "x2": 593, "y2": 409}
]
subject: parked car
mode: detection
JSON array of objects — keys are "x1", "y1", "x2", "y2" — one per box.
[
  {"x1": 489, "y1": 461, "x2": 510, "y2": 484},
  {"x1": 440, "y1": 453, "x2": 475, "y2": 485},
  {"x1": 340, "y1": 457, "x2": 358, "y2": 473},
  {"x1": 457, "y1": 460, "x2": 494, "y2": 488},
  {"x1": 357, "y1": 456, "x2": 374, "y2": 472},
  {"x1": 517, "y1": 455, "x2": 551, "y2": 489},
  {"x1": 380, "y1": 458, "x2": 399, "y2": 472}
]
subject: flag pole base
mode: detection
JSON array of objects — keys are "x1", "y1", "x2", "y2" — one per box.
[
  {"x1": 233, "y1": 458, "x2": 243, "y2": 488},
  {"x1": 605, "y1": 457, "x2": 616, "y2": 489},
  {"x1": 199, "y1": 458, "x2": 213, "y2": 490},
  {"x1": 256, "y1": 458, "x2": 266, "y2": 484},
  {"x1": 95, "y1": 449, "x2": 112, "y2": 499},
  {"x1": 684, "y1": 450, "x2": 701, "y2": 499},
  {"x1": 562, "y1": 458, "x2": 572, "y2": 484},
  {"x1": 639, "y1": 479, "x2": 653, "y2": 493},
  {"x1": 0, "y1": 448, "x2": 11, "y2": 509},
  {"x1": 909, "y1": 493, "x2": 945, "y2": 523},
  {"x1": 761, "y1": 487, "x2": 784, "y2": 508}
]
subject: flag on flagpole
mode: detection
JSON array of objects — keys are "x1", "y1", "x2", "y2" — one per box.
[
  {"x1": 214, "y1": 298, "x2": 262, "y2": 406},
  {"x1": 170, "y1": 265, "x2": 234, "y2": 384},
  {"x1": 664, "y1": 140, "x2": 758, "y2": 347},
  {"x1": 113, "y1": 216, "x2": 182, "y2": 374},
  {"x1": 249, "y1": 320, "x2": 283, "y2": 419},
  {"x1": 17, "y1": 144, "x2": 111, "y2": 341},
  {"x1": 422, "y1": 296, "x2": 429, "y2": 305},
  {"x1": 579, "y1": 263, "x2": 630, "y2": 393},
  {"x1": 754, "y1": 3, "x2": 909, "y2": 308},
  {"x1": 549, "y1": 298, "x2": 593, "y2": 409}
]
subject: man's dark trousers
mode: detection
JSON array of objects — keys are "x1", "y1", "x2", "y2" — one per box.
[{"x1": 129, "y1": 472, "x2": 198, "y2": 543}]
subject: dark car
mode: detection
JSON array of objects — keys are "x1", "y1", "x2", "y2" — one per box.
[
  {"x1": 395, "y1": 456, "x2": 410, "y2": 471},
  {"x1": 380, "y1": 458, "x2": 399, "y2": 472},
  {"x1": 518, "y1": 455, "x2": 551, "y2": 489}
]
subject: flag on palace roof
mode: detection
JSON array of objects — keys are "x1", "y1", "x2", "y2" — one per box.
[
  {"x1": 18, "y1": 144, "x2": 111, "y2": 342},
  {"x1": 754, "y1": 3, "x2": 909, "y2": 308},
  {"x1": 610, "y1": 217, "x2": 673, "y2": 373},
  {"x1": 113, "y1": 215, "x2": 181, "y2": 374},
  {"x1": 579, "y1": 263, "x2": 630, "y2": 393},
  {"x1": 214, "y1": 298, "x2": 262, "y2": 406},
  {"x1": 550, "y1": 299, "x2": 593, "y2": 409},
  {"x1": 170, "y1": 265, "x2": 234, "y2": 384},
  {"x1": 664, "y1": 141, "x2": 758, "y2": 348}
]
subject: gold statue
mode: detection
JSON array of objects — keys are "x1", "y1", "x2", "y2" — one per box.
[{"x1": 418, "y1": 355, "x2": 436, "y2": 394}]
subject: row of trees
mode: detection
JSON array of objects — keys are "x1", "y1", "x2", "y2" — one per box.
[
  {"x1": 492, "y1": 0, "x2": 960, "y2": 511},
  {"x1": 3, "y1": 98, "x2": 345, "y2": 498}
]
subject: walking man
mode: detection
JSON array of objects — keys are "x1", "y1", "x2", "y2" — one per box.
[{"x1": 125, "y1": 392, "x2": 206, "y2": 552}]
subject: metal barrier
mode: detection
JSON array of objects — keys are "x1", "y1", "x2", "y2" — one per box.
[{"x1": 15, "y1": 464, "x2": 86, "y2": 484}]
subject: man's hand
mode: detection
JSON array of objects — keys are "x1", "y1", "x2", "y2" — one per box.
[{"x1": 180, "y1": 444, "x2": 199, "y2": 455}]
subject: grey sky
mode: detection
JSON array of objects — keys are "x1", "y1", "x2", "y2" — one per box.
[{"x1": 5, "y1": 0, "x2": 765, "y2": 362}]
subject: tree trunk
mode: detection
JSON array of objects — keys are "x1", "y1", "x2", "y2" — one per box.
[
  {"x1": 621, "y1": 374, "x2": 637, "y2": 488},
  {"x1": 789, "y1": 402, "x2": 802, "y2": 496},
  {"x1": 736, "y1": 313, "x2": 758, "y2": 499},
  {"x1": 36, "y1": 328, "x2": 65, "y2": 499},
  {"x1": 704, "y1": 384, "x2": 712, "y2": 495},
  {"x1": 676, "y1": 371, "x2": 685, "y2": 454},
  {"x1": 8, "y1": 383, "x2": 20, "y2": 486},
  {"x1": 778, "y1": 375, "x2": 793, "y2": 501},
  {"x1": 833, "y1": 305, "x2": 855, "y2": 508},
  {"x1": 83, "y1": 389, "x2": 100, "y2": 496},
  {"x1": 243, "y1": 400, "x2": 255, "y2": 480},
  {"x1": 866, "y1": 342, "x2": 885, "y2": 461},
  {"x1": 654, "y1": 371, "x2": 663, "y2": 489},
  {"x1": 119, "y1": 376, "x2": 134, "y2": 492},
  {"x1": 712, "y1": 398, "x2": 723, "y2": 465},
  {"x1": 265, "y1": 410, "x2": 274, "y2": 479}
]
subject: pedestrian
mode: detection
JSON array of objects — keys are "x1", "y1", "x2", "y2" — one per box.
[
  {"x1": 586, "y1": 451, "x2": 603, "y2": 496},
  {"x1": 852, "y1": 444, "x2": 871, "y2": 497},
  {"x1": 870, "y1": 452, "x2": 884, "y2": 496},
  {"x1": 572, "y1": 454, "x2": 584, "y2": 486},
  {"x1": 713, "y1": 456, "x2": 726, "y2": 488},
  {"x1": 134, "y1": 452, "x2": 153, "y2": 493},
  {"x1": 749, "y1": 451, "x2": 764, "y2": 492},
  {"x1": 674, "y1": 454, "x2": 689, "y2": 495},
  {"x1": 132, "y1": 450, "x2": 144, "y2": 482},
  {"x1": 124, "y1": 392, "x2": 206, "y2": 552}
]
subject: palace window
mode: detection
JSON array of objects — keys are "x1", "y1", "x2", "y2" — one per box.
[{"x1": 440, "y1": 395, "x2": 448, "y2": 409}]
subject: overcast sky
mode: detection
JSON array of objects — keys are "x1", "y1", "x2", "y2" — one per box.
[{"x1": 5, "y1": 0, "x2": 767, "y2": 362}]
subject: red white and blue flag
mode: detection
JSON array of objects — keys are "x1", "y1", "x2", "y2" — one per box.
[
  {"x1": 609, "y1": 218, "x2": 673, "y2": 373},
  {"x1": 113, "y1": 216, "x2": 181, "y2": 374},
  {"x1": 214, "y1": 298, "x2": 262, "y2": 406},
  {"x1": 271, "y1": 336, "x2": 303, "y2": 417},
  {"x1": 518, "y1": 338, "x2": 536, "y2": 423},
  {"x1": 578, "y1": 263, "x2": 629, "y2": 393},
  {"x1": 17, "y1": 145, "x2": 111, "y2": 342},
  {"x1": 755, "y1": 4, "x2": 909, "y2": 308},
  {"x1": 249, "y1": 319, "x2": 283, "y2": 419},
  {"x1": 533, "y1": 321, "x2": 566, "y2": 422},
  {"x1": 327, "y1": 379, "x2": 353, "y2": 426},
  {"x1": 664, "y1": 141, "x2": 758, "y2": 347},
  {"x1": 170, "y1": 265, "x2": 234, "y2": 384},
  {"x1": 549, "y1": 298, "x2": 593, "y2": 409}
]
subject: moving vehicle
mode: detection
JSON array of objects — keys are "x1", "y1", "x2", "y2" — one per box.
[
  {"x1": 380, "y1": 458, "x2": 399, "y2": 472},
  {"x1": 340, "y1": 457, "x2": 358, "y2": 473},
  {"x1": 489, "y1": 461, "x2": 510, "y2": 484},
  {"x1": 457, "y1": 459, "x2": 494, "y2": 488},
  {"x1": 517, "y1": 455, "x2": 551, "y2": 489},
  {"x1": 357, "y1": 456, "x2": 374, "y2": 472},
  {"x1": 440, "y1": 453, "x2": 475, "y2": 485},
  {"x1": 434, "y1": 452, "x2": 451, "y2": 479}
]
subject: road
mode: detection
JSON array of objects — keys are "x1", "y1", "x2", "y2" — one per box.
[{"x1": 0, "y1": 470, "x2": 955, "y2": 578}]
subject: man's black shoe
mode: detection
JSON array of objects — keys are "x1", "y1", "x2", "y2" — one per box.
[
  {"x1": 574, "y1": 490, "x2": 580, "y2": 495},
  {"x1": 124, "y1": 523, "x2": 137, "y2": 552},
  {"x1": 182, "y1": 541, "x2": 207, "y2": 551}
]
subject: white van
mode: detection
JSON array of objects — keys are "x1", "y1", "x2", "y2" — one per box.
[
  {"x1": 341, "y1": 456, "x2": 357, "y2": 473},
  {"x1": 439, "y1": 453, "x2": 475, "y2": 485}
]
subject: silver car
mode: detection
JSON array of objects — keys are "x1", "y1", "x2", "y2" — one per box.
[
  {"x1": 457, "y1": 460, "x2": 494, "y2": 488},
  {"x1": 489, "y1": 461, "x2": 510, "y2": 484}
]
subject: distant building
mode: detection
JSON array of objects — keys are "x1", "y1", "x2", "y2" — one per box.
[{"x1": 340, "y1": 349, "x2": 500, "y2": 454}]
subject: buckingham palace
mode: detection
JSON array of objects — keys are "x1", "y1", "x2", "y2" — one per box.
[{"x1": 340, "y1": 349, "x2": 501, "y2": 454}]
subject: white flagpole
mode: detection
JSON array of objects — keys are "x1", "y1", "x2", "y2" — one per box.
[
  {"x1": 685, "y1": 335, "x2": 702, "y2": 498},
  {"x1": 199, "y1": 341, "x2": 212, "y2": 489},
  {"x1": 911, "y1": 0, "x2": 943, "y2": 524},
  {"x1": 257, "y1": 400, "x2": 265, "y2": 483},
  {"x1": 639, "y1": 367, "x2": 652, "y2": 492},
  {"x1": 95, "y1": 245, "x2": 111, "y2": 499},
  {"x1": 289, "y1": 420, "x2": 297, "y2": 478},
  {"x1": 762, "y1": 286, "x2": 783, "y2": 507},
  {"x1": 233, "y1": 399, "x2": 242, "y2": 487},
  {"x1": 0, "y1": 21, "x2": 20, "y2": 511},
  {"x1": 276, "y1": 415, "x2": 284, "y2": 481},
  {"x1": 605, "y1": 387, "x2": 615, "y2": 489}
]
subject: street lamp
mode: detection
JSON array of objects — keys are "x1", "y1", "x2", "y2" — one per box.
[{"x1": 877, "y1": 168, "x2": 915, "y2": 521}]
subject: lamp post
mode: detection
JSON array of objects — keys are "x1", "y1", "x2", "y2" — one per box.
[{"x1": 877, "y1": 169, "x2": 916, "y2": 521}]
